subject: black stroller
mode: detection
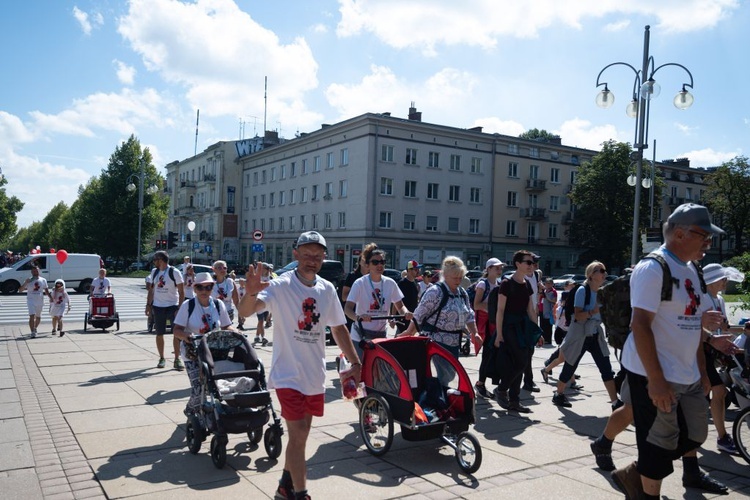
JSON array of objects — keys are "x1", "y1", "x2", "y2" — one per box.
[{"x1": 185, "y1": 330, "x2": 283, "y2": 468}]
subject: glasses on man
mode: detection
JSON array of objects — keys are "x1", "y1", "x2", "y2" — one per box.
[
  {"x1": 369, "y1": 259, "x2": 386, "y2": 266},
  {"x1": 688, "y1": 229, "x2": 713, "y2": 242},
  {"x1": 520, "y1": 260, "x2": 535, "y2": 265},
  {"x1": 194, "y1": 284, "x2": 213, "y2": 292}
]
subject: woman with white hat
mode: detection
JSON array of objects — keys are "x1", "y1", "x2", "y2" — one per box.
[
  {"x1": 173, "y1": 272, "x2": 233, "y2": 416},
  {"x1": 473, "y1": 257, "x2": 504, "y2": 397},
  {"x1": 49, "y1": 279, "x2": 71, "y2": 336}
]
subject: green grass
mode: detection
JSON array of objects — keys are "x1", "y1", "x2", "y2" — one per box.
[{"x1": 723, "y1": 293, "x2": 749, "y2": 302}]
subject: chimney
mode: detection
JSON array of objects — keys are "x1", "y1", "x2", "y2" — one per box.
[{"x1": 408, "y1": 101, "x2": 422, "y2": 122}]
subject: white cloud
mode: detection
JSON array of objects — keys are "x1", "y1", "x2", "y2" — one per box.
[
  {"x1": 555, "y1": 118, "x2": 624, "y2": 150},
  {"x1": 604, "y1": 20, "x2": 631, "y2": 32},
  {"x1": 677, "y1": 147, "x2": 740, "y2": 168},
  {"x1": 72, "y1": 6, "x2": 103, "y2": 36},
  {"x1": 336, "y1": 0, "x2": 739, "y2": 52},
  {"x1": 113, "y1": 60, "x2": 137, "y2": 86},
  {"x1": 311, "y1": 23, "x2": 328, "y2": 34},
  {"x1": 0, "y1": 111, "x2": 35, "y2": 144},
  {"x1": 674, "y1": 122, "x2": 698, "y2": 135}
]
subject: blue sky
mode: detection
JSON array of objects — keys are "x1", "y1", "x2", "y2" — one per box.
[{"x1": 1, "y1": 0, "x2": 747, "y2": 228}]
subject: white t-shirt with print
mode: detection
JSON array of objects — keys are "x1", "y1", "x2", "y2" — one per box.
[
  {"x1": 150, "y1": 266, "x2": 184, "y2": 307},
  {"x1": 174, "y1": 297, "x2": 231, "y2": 359},
  {"x1": 621, "y1": 247, "x2": 712, "y2": 385},
  {"x1": 347, "y1": 274, "x2": 404, "y2": 341},
  {"x1": 258, "y1": 272, "x2": 346, "y2": 395},
  {"x1": 183, "y1": 274, "x2": 195, "y2": 300},
  {"x1": 91, "y1": 277, "x2": 111, "y2": 297},
  {"x1": 212, "y1": 278, "x2": 236, "y2": 313},
  {"x1": 26, "y1": 277, "x2": 48, "y2": 304}
]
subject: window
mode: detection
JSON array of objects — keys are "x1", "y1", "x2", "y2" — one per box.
[
  {"x1": 528, "y1": 193, "x2": 538, "y2": 208},
  {"x1": 508, "y1": 162, "x2": 518, "y2": 178},
  {"x1": 261, "y1": 170, "x2": 267, "y2": 183},
  {"x1": 379, "y1": 212, "x2": 392, "y2": 229},
  {"x1": 529, "y1": 146, "x2": 539, "y2": 158},
  {"x1": 450, "y1": 154, "x2": 461, "y2": 171},
  {"x1": 280, "y1": 164, "x2": 286, "y2": 179},
  {"x1": 311, "y1": 185, "x2": 318, "y2": 201},
  {"x1": 406, "y1": 148, "x2": 417, "y2": 165},
  {"x1": 670, "y1": 186, "x2": 678, "y2": 197},
  {"x1": 381, "y1": 145, "x2": 394, "y2": 162},
  {"x1": 469, "y1": 218, "x2": 480, "y2": 234},
  {"x1": 289, "y1": 216, "x2": 295, "y2": 231},
  {"x1": 326, "y1": 152, "x2": 334, "y2": 169},
  {"x1": 428, "y1": 151, "x2": 440, "y2": 168},
  {"x1": 279, "y1": 217, "x2": 284, "y2": 231},
  {"x1": 508, "y1": 144, "x2": 518, "y2": 154},
  {"x1": 550, "y1": 167, "x2": 560, "y2": 183},
  {"x1": 290, "y1": 189, "x2": 296, "y2": 204},
  {"x1": 269, "y1": 217, "x2": 274, "y2": 231},
  {"x1": 243, "y1": 197, "x2": 248, "y2": 210},
  {"x1": 427, "y1": 183, "x2": 439, "y2": 200},
  {"x1": 324, "y1": 212, "x2": 332, "y2": 229},
  {"x1": 570, "y1": 170, "x2": 577, "y2": 184},
  {"x1": 313, "y1": 156, "x2": 321, "y2": 172},
  {"x1": 325, "y1": 182, "x2": 333, "y2": 198},
  {"x1": 302, "y1": 159, "x2": 308, "y2": 175},
  {"x1": 470, "y1": 187, "x2": 480, "y2": 203},
  {"x1": 339, "y1": 179, "x2": 348, "y2": 198},
  {"x1": 290, "y1": 161, "x2": 296, "y2": 177},
  {"x1": 528, "y1": 222, "x2": 537, "y2": 242},
  {"x1": 261, "y1": 194, "x2": 266, "y2": 208},
  {"x1": 549, "y1": 195, "x2": 559, "y2": 211},
  {"x1": 300, "y1": 214, "x2": 306, "y2": 230},
  {"x1": 506, "y1": 220, "x2": 517, "y2": 236},
  {"x1": 550, "y1": 151, "x2": 559, "y2": 160},
  {"x1": 271, "y1": 167, "x2": 276, "y2": 182},
  {"x1": 471, "y1": 157, "x2": 481, "y2": 173},
  {"x1": 252, "y1": 195, "x2": 257, "y2": 209},
  {"x1": 404, "y1": 214, "x2": 416, "y2": 230},
  {"x1": 685, "y1": 187, "x2": 693, "y2": 201},
  {"x1": 380, "y1": 177, "x2": 393, "y2": 195},
  {"x1": 340, "y1": 148, "x2": 349, "y2": 166},
  {"x1": 571, "y1": 155, "x2": 579, "y2": 165},
  {"x1": 449, "y1": 185, "x2": 460, "y2": 202},
  {"x1": 448, "y1": 217, "x2": 459, "y2": 232},
  {"x1": 338, "y1": 212, "x2": 346, "y2": 228},
  {"x1": 269, "y1": 192, "x2": 275, "y2": 207},
  {"x1": 312, "y1": 214, "x2": 318, "y2": 230},
  {"x1": 259, "y1": 219, "x2": 264, "y2": 231},
  {"x1": 549, "y1": 223, "x2": 558, "y2": 239},
  {"x1": 253, "y1": 172, "x2": 258, "y2": 185},
  {"x1": 529, "y1": 164, "x2": 539, "y2": 179},
  {"x1": 426, "y1": 216, "x2": 438, "y2": 232},
  {"x1": 507, "y1": 191, "x2": 517, "y2": 207},
  {"x1": 404, "y1": 180, "x2": 417, "y2": 198},
  {"x1": 279, "y1": 191, "x2": 286, "y2": 206},
  {"x1": 301, "y1": 187, "x2": 308, "y2": 203}
]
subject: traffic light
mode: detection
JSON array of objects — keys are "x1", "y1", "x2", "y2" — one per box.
[{"x1": 167, "y1": 231, "x2": 178, "y2": 249}]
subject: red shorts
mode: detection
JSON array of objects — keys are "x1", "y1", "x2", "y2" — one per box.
[{"x1": 276, "y1": 388, "x2": 324, "y2": 420}]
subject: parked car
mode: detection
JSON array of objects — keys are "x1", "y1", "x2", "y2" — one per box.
[
  {"x1": 552, "y1": 274, "x2": 586, "y2": 290},
  {"x1": 383, "y1": 268, "x2": 402, "y2": 280},
  {"x1": 128, "y1": 261, "x2": 150, "y2": 272},
  {"x1": 276, "y1": 259, "x2": 346, "y2": 288},
  {"x1": 466, "y1": 270, "x2": 484, "y2": 283},
  {"x1": 0, "y1": 253, "x2": 103, "y2": 295}
]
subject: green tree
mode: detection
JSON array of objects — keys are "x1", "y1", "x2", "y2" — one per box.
[
  {"x1": 0, "y1": 172, "x2": 25, "y2": 245},
  {"x1": 568, "y1": 140, "x2": 660, "y2": 271},
  {"x1": 519, "y1": 128, "x2": 559, "y2": 142},
  {"x1": 702, "y1": 156, "x2": 750, "y2": 256}
]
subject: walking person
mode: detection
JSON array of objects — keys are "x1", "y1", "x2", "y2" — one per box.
[
  {"x1": 551, "y1": 261, "x2": 619, "y2": 409},
  {"x1": 522, "y1": 255, "x2": 543, "y2": 393},
  {"x1": 212, "y1": 260, "x2": 239, "y2": 325},
  {"x1": 90, "y1": 268, "x2": 111, "y2": 298},
  {"x1": 340, "y1": 243, "x2": 376, "y2": 331},
  {"x1": 473, "y1": 258, "x2": 504, "y2": 398},
  {"x1": 611, "y1": 203, "x2": 726, "y2": 499},
  {"x1": 145, "y1": 250, "x2": 185, "y2": 370},
  {"x1": 540, "y1": 278, "x2": 557, "y2": 346},
  {"x1": 394, "y1": 260, "x2": 421, "y2": 335},
  {"x1": 49, "y1": 279, "x2": 71, "y2": 336},
  {"x1": 253, "y1": 263, "x2": 274, "y2": 345},
  {"x1": 238, "y1": 231, "x2": 362, "y2": 500},
  {"x1": 20, "y1": 264, "x2": 51, "y2": 338},
  {"x1": 182, "y1": 264, "x2": 196, "y2": 300}
]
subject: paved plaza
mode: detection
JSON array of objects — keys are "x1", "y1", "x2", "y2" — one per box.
[{"x1": 1, "y1": 315, "x2": 750, "y2": 499}]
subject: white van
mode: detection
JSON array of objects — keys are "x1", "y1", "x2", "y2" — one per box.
[{"x1": 0, "y1": 253, "x2": 103, "y2": 295}]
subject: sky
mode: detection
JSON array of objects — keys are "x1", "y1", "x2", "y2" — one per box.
[{"x1": 1, "y1": 0, "x2": 747, "y2": 229}]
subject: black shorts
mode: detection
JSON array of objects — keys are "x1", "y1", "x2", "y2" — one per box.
[
  {"x1": 704, "y1": 346, "x2": 723, "y2": 387},
  {"x1": 152, "y1": 305, "x2": 178, "y2": 335}
]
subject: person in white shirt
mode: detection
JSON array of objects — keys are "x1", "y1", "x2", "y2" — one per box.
[
  {"x1": 20, "y1": 264, "x2": 51, "y2": 338},
  {"x1": 49, "y1": 279, "x2": 71, "y2": 336},
  {"x1": 90, "y1": 268, "x2": 111, "y2": 298},
  {"x1": 181, "y1": 255, "x2": 191, "y2": 274},
  {"x1": 145, "y1": 250, "x2": 185, "y2": 370},
  {"x1": 211, "y1": 260, "x2": 239, "y2": 323},
  {"x1": 183, "y1": 264, "x2": 195, "y2": 300},
  {"x1": 238, "y1": 231, "x2": 361, "y2": 500}
]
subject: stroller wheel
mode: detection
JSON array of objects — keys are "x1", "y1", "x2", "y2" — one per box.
[
  {"x1": 359, "y1": 394, "x2": 394, "y2": 456},
  {"x1": 732, "y1": 406, "x2": 750, "y2": 465},
  {"x1": 264, "y1": 426, "x2": 283, "y2": 459},
  {"x1": 248, "y1": 427, "x2": 263, "y2": 445},
  {"x1": 210, "y1": 435, "x2": 227, "y2": 469},
  {"x1": 186, "y1": 415, "x2": 204, "y2": 455},
  {"x1": 455, "y1": 431, "x2": 482, "y2": 474}
]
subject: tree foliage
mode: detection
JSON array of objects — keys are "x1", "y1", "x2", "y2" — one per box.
[
  {"x1": 568, "y1": 140, "x2": 661, "y2": 272},
  {"x1": 0, "y1": 174, "x2": 24, "y2": 245},
  {"x1": 519, "y1": 128, "x2": 559, "y2": 141},
  {"x1": 702, "y1": 156, "x2": 750, "y2": 256}
]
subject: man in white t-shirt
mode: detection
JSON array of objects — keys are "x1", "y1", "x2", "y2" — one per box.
[
  {"x1": 145, "y1": 250, "x2": 185, "y2": 371},
  {"x1": 90, "y1": 268, "x2": 111, "y2": 298},
  {"x1": 238, "y1": 231, "x2": 361, "y2": 500},
  {"x1": 612, "y1": 204, "x2": 726, "y2": 499},
  {"x1": 20, "y1": 264, "x2": 51, "y2": 338}
]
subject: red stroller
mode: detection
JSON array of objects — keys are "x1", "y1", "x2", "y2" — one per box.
[{"x1": 84, "y1": 293, "x2": 120, "y2": 331}]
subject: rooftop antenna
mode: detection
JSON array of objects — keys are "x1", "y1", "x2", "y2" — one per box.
[
  {"x1": 263, "y1": 76, "x2": 268, "y2": 136},
  {"x1": 194, "y1": 109, "x2": 200, "y2": 156}
]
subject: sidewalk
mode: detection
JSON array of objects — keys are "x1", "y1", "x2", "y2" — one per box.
[{"x1": 1, "y1": 318, "x2": 749, "y2": 499}]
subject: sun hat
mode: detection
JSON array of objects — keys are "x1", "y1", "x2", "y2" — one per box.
[
  {"x1": 193, "y1": 272, "x2": 215, "y2": 285},
  {"x1": 702, "y1": 263, "x2": 745, "y2": 285}
]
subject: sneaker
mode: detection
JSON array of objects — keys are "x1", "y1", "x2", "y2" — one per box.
[
  {"x1": 174, "y1": 359, "x2": 184, "y2": 371},
  {"x1": 265, "y1": 320, "x2": 273, "y2": 328},
  {"x1": 552, "y1": 392, "x2": 572, "y2": 408},
  {"x1": 569, "y1": 381, "x2": 584, "y2": 391},
  {"x1": 590, "y1": 440, "x2": 615, "y2": 471},
  {"x1": 682, "y1": 473, "x2": 728, "y2": 495},
  {"x1": 508, "y1": 400, "x2": 532, "y2": 413},
  {"x1": 253, "y1": 336, "x2": 261, "y2": 344},
  {"x1": 262, "y1": 338, "x2": 269, "y2": 347},
  {"x1": 522, "y1": 383, "x2": 541, "y2": 393},
  {"x1": 540, "y1": 368, "x2": 550, "y2": 384},
  {"x1": 493, "y1": 388, "x2": 510, "y2": 409},
  {"x1": 157, "y1": 358, "x2": 166, "y2": 368},
  {"x1": 717, "y1": 434, "x2": 738, "y2": 455},
  {"x1": 59, "y1": 331, "x2": 65, "y2": 338},
  {"x1": 30, "y1": 331, "x2": 37, "y2": 339},
  {"x1": 274, "y1": 484, "x2": 295, "y2": 500},
  {"x1": 474, "y1": 383, "x2": 490, "y2": 399},
  {"x1": 611, "y1": 461, "x2": 643, "y2": 500}
]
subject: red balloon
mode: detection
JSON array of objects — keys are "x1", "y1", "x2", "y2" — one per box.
[
  {"x1": 56, "y1": 249, "x2": 68, "y2": 265},
  {"x1": 30, "y1": 249, "x2": 37, "y2": 254},
  {"x1": 50, "y1": 248, "x2": 56, "y2": 254}
]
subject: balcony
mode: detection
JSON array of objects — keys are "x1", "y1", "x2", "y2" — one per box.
[
  {"x1": 527, "y1": 236, "x2": 537, "y2": 244},
  {"x1": 525, "y1": 179, "x2": 547, "y2": 192},
  {"x1": 180, "y1": 180, "x2": 197, "y2": 192},
  {"x1": 520, "y1": 207, "x2": 546, "y2": 220},
  {"x1": 564, "y1": 184, "x2": 574, "y2": 194},
  {"x1": 203, "y1": 173, "x2": 216, "y2": 183}
]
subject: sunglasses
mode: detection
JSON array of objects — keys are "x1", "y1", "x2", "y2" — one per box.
[
  {"x1": 369, "y1": 259, "x2": 386, "y2": 266},
  {"x1": 55, "y1": 283, "x2": 63, "y2": 287},
  {"x1": 520, "y1": 260, "x2": 535, "y2": 265},
  {"x1": 194, "y1": 284, "x2": 213, "y2": 291},
  {"x1": 594, "y1": 268, "x2": 607, "y2": 274}
]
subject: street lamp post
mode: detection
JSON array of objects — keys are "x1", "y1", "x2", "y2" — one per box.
[
  {"x1": 126, "y1": 159, "x2": 158, "y2": 267},
  {"x1": 595, "y1": 25, "x2": 694, "y2": 266}
]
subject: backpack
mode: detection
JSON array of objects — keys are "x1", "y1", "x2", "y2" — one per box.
[
  {"x1": 599, "y1": 252, "x2": 707, "y2": 350},
  {"x1": 186, "y1": 297, "x2": 223, "y2": 320},
  {"x1": 563, "y1": 283, "x2": 591, "y2": 327},
  {"x1": 466, "y1": 278, "x2": 490, "y2": 309},
  {"x1": 151, "y1": 266, "x2": 177, "y2": 286},
  {"x1": 419, "y1": 282, "x2": 469, "y2": 332}
]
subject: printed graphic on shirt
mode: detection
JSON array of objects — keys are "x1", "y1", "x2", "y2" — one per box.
[
  {"x1": 684, "y1": 278, "x2": 700, "y2": 315},
  {"x1": 298, "y1": 297, "x2": 321, "y2": 331},
  {"x1": 200, "y1": 312, "x2": 215, "y2": 333},
  {"x1": 216, "y1": 283, "x2": 228, "y2": 300},
  {"x1": 370, "y1": 288, "x2": 384, "y2": 311},
  {"x1": 55, "y1": 294, "x2": 64, "y2": 305},
  {"x1": 156, "y1": 274, "x2": 166, "y2": 288},
  {"x1": 33, "y1": 281, "x2": 40, "y2": 292}
]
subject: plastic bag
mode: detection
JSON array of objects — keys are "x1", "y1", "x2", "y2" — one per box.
[{"x1": 338, "y1": 353, "x2": 366, "y2": 400}]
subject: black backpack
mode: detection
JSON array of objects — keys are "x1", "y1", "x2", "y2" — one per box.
[
  {"x1": 563, "y1": 283, "x2": 591, "y2": 327},
  {"x1": 419, "y1": 282, "x2": 469, "y2": 332},
  {"x1": 151, "y1": 266, "x2": 177, "y2": 286},
  {"x1": 466, "y1": 278, "x2": 490, "y2": 308},
  {"x1": 487, "y1": 279, "x2": 533, "y2": 326},
  {"x1": 599, "y1": 252, "x2": 707, "y2": 350},
  {"x1": 186, "y1": 297, "x2": 223, "y2": 320}
]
